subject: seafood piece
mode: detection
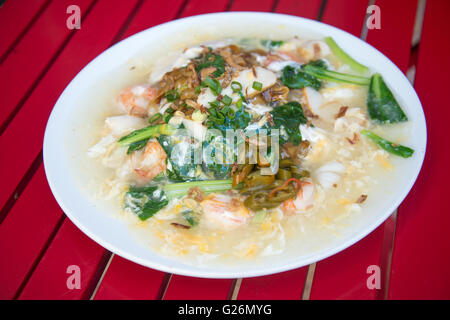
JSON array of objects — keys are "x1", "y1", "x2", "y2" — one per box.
[
  {"x1": 201, "y1": 194, "x2": 251, "y2": 229},
  {"x1": 131, "y1": 139, "x2": 167, "y2": 181},
  {"x1": 117, "y1": 84, "x2": 158, "y2": 117},
  {"x1": 283, "y1": 179, "x2": 315, "y2": 213}
]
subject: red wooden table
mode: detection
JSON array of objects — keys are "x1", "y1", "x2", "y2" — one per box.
[{"x1": 1, "y1": 0, "x2": 448, "y2": 300}]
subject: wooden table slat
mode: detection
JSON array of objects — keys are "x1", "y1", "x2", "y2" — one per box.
[
  {"x1": 0, "y1": 0, "x2": 141, "y2": 299},
  {"x1": 388, "y1": 0, "x2": 450, "y2": 299},
  {"x1": 18, "y1": 219, "x2": 106, "y2": 300},
  {"x1": 238, "y1": 269, "x2": 309, "y2": 300},
  {"x1": 0, "y1": 165, "x2": 63, "y2": 299},
  {"x1": 0, "y1": 0, "x2": 48, "y2": 60},
  {"x1": 94, "y1": 256, "x2": 167, "y2": 300},
  {"x1": 229, "y1": 0, "x2": 275, "y2": 12},
  {"x1": 180, "y1": 0, "x2": 230, "y2": 18},
  {"x1": 366, "y1": 0, "x2": 418, "y2": 74},
  {"x1": 275, "y1": 0, "x2": 322, "y2": 18},
  {"x1": 164, "y1": 276, "x2": 233, "y2": 300}
]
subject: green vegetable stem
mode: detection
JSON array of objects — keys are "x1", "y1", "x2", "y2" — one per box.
[
  {"x1": 361, "y1": 129, "x2": 414, "y2": 158},
  {"x1": 324, "y1": 36, "x2": 369, "y2": 74}
]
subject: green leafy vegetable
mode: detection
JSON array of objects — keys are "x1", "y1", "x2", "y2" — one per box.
[
  {"x1": 124, "y1": 180, "x2": 237, "y2": 221},
  {"x1": 264, "y1": 101, "x2": 308, "y2": 145},
  {"x1": 124, "y1": 186, "x2": 169, "y2": 221},
  {"x1": 281, "y1": 65, "x2": 322, "y2": 90},
  {"x1": 117, "y1": 124, "x2": 176, "y2": 146},
  {"x1": 361, "y1": 130, "x2": 414, "y2": 158},
  {"x1": 324, "y1": 36, "x2": 369, "y2": 74},
  {"x1": 281, "y1": 60, "x2": 370, "y2": 90},
  {"x1": 367, "y1": 73, "x2": 408, "y2": 124}
]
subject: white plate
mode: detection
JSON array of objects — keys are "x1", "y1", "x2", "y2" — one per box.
[{"x1": 43, "y1": 12, "x2": 427, "y2": 278}]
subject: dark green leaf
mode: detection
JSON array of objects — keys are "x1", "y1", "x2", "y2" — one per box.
[
  {"x1": 281, "y1": 65, "x2": 322, "y2": 90},
  {"x1": 124, "y1": 186, "x2": 168, "y2": 221},
  {"x1": 367, "y1": 73, "x2": 408, "y2": 124},
  {"x1": 265, "y1": 101, "x2": 308, "y2": 145}
]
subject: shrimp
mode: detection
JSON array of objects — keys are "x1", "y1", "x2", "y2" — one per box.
[
  {"x1": 283, "y1": 179, "x2": 315, "y2": 214},
  {"x1": 200, "y1": 194, "x2": 251, "y2": 230},
  {"x1": 131, "y1": 139, "x2": 167, "y2": 181},
  {"x1": 117, "y1": 84, "x2": 158, "y2": 117}
]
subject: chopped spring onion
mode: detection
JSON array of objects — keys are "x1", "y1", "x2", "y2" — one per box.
[
  {"x1": 209, "y1": 99, "x2": 221, "y2": 109},
  {"x1": 221, "y1": 95, "x2": 232, "y2": 106},
  {"x1": 231, "y1": 81, "x2": 243, "y2": 92},
  {"x1": 252, "y1": 81, "x2": 263, "y2": 91},
  {"x1": 202, "y1": 76, "x2": 222, "y2": 95}
]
